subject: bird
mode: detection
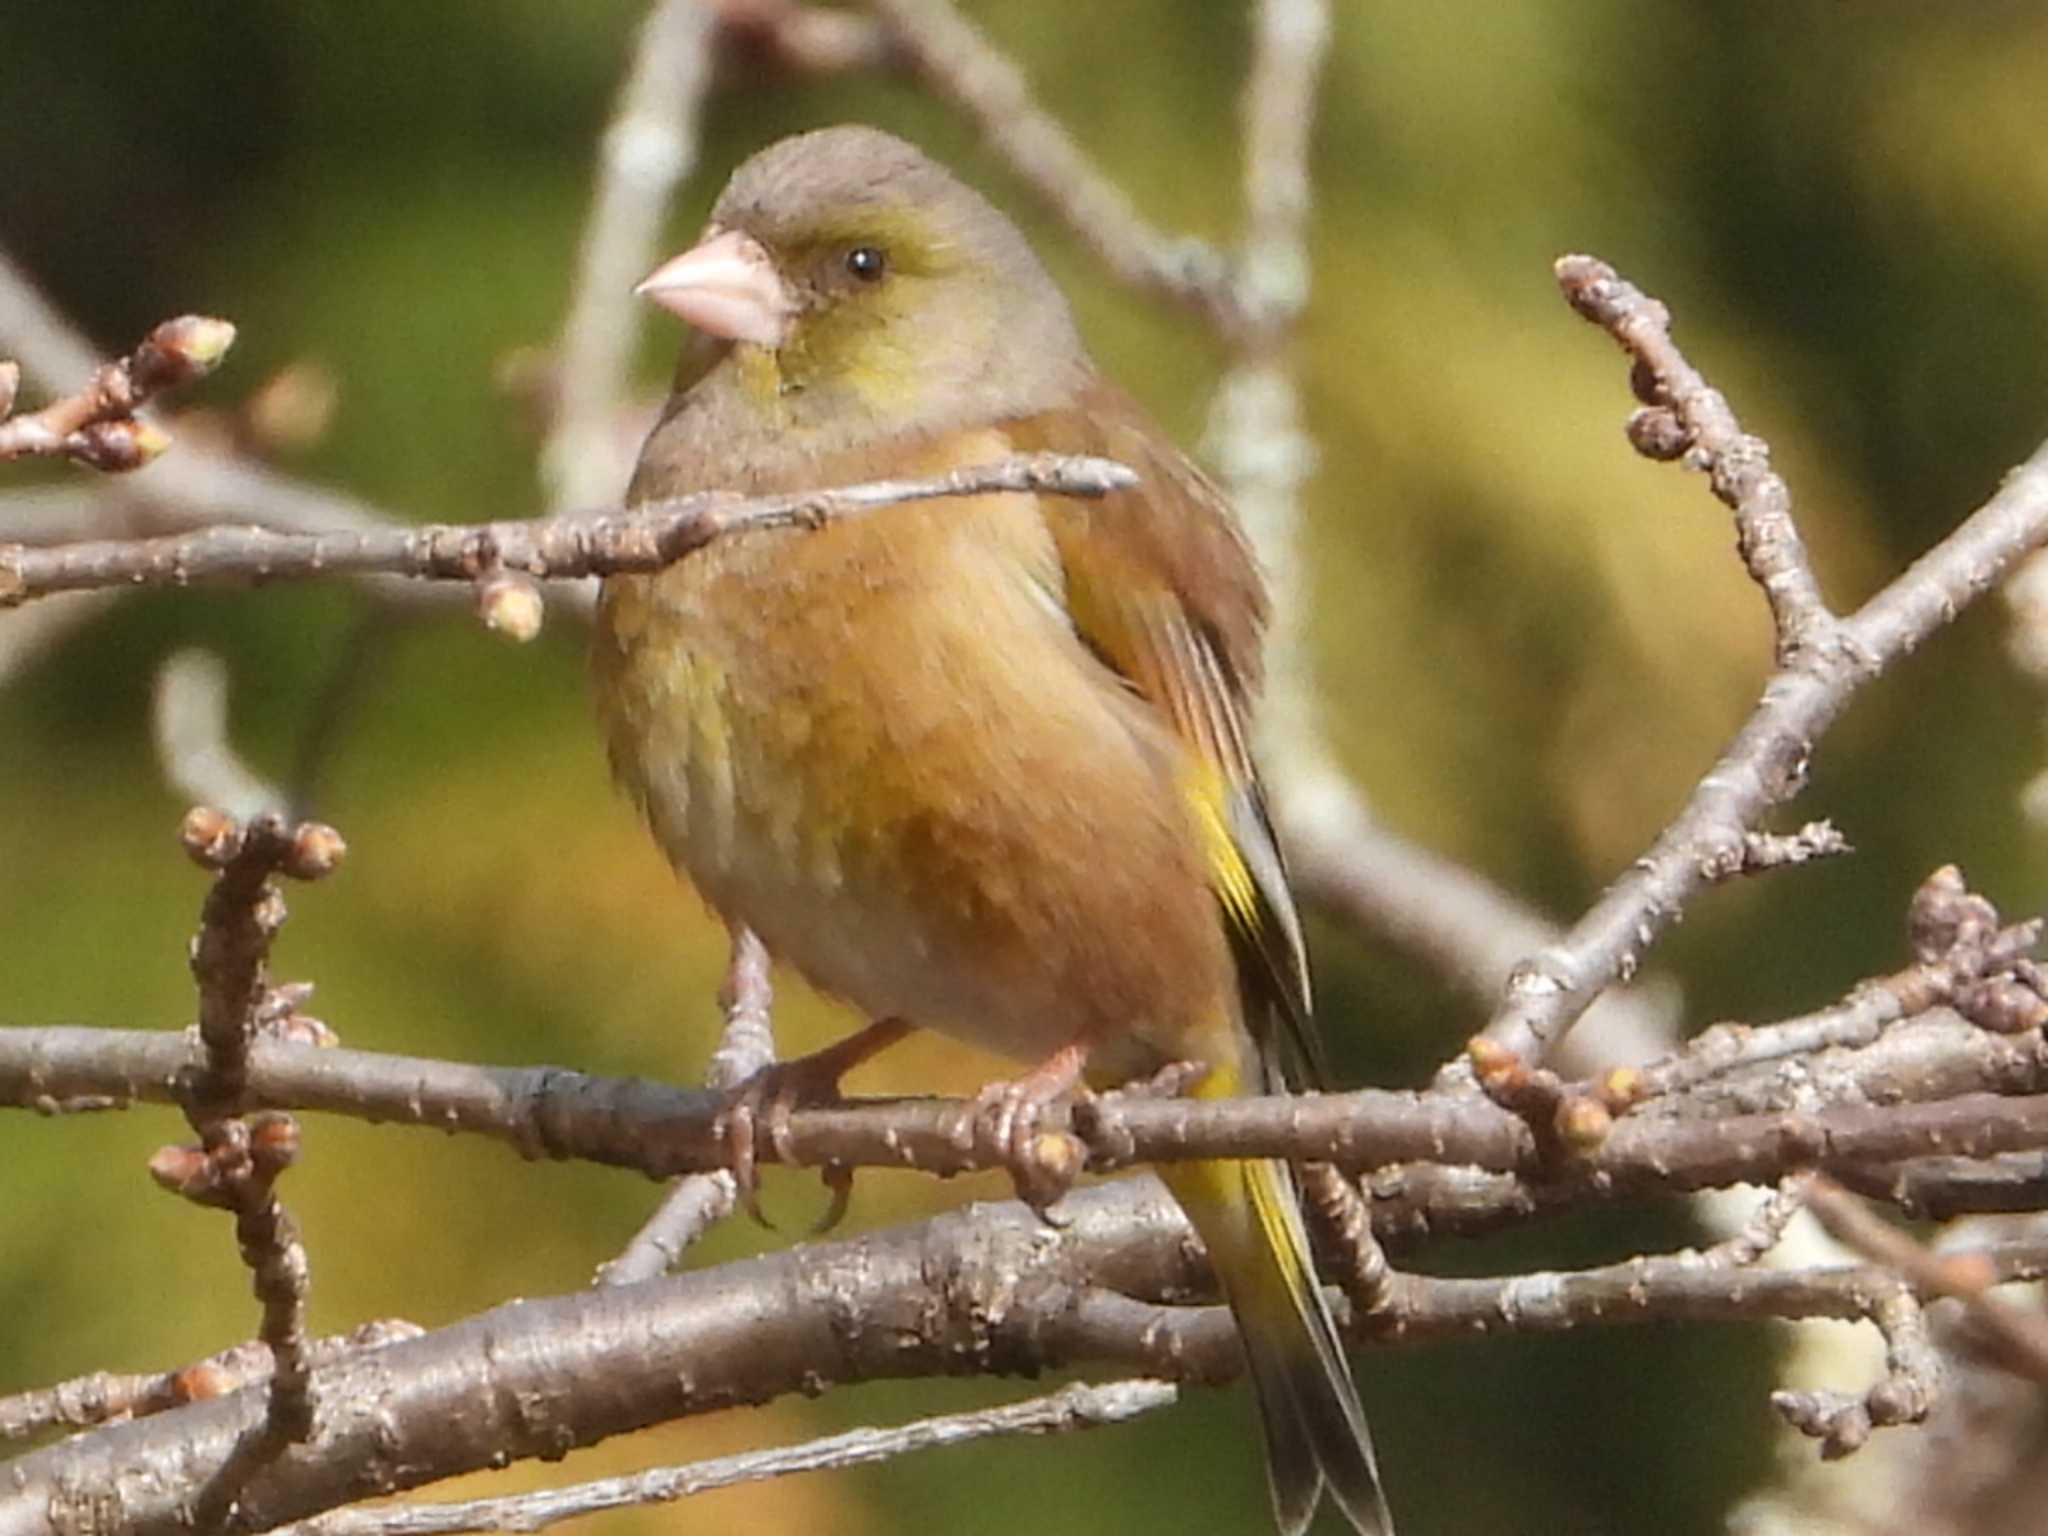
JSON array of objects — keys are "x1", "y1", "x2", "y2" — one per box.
[{"x1": 591, "y1": 124, "x2": 1392, "y2": 1536}]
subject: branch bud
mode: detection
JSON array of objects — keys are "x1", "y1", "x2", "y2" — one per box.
[
  {"x1": 248, "y1": 1111, "x2": 302, "y2": 1173},
  {"x1": 1553, "y1": 1095, "x2": 1613, "y2": 1153},
  {"x1": 147, "y1": 1143, "x2": 233, "y2": 1207},
  {"x1": 173, "y1": 1361, "x2": 241, "y2": 1403},
  {"x1": 70, "y1": 417, "x2": 172, "y2": 472},
  {"x1": 180, "y1": 805, "x2": 243, "y2": 868},
  {"x1": 476, "y1": 570, "x2": 545, "y2": 642},
  {"x1": 1955, "y1": 976, "x2": 2048, "y2": 1035},
  {"x1": 1598, "y1": 1066, "x2": 1642, "y2": 1111},
  {"x1": 284, "y1": 821, "x2": 348, "y2": 881},
  {"x1": 1466, "y1": 1036, "x2": 1525, "y2": 1096},
  {"x1": 133, "y1": 316, "x2": 238, "y2": 392},
  {"x1": 1626, "y1": 405, "x2": 1690, "y2": 461}
]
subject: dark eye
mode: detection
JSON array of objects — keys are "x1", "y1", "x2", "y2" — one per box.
[{"x1": 844, "y1": 245, "x2": 887, "y2": 282}]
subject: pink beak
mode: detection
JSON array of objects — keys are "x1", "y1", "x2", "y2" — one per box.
[{"x1": 635, "y1": 227, "x2": 794, "y2": 348}]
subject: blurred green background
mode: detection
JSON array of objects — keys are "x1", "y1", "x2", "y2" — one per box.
[{"x1": 5, "y1": 4, "x2": 2047, "y2": 1533}]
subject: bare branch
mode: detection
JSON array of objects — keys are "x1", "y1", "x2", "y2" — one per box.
[
  {"x1": 1472, "y1": 263, "x2": 2048, "y2": 1072},
  {"x1": 1702, "y1": 1176, "x2": 1813, "y2": 1268},
  {"x1": 148, "y1": 810, "x2": 350, "y2": 1508},
  {"x1": 1299, "y1": 1163, "x2": 1395, "y2": 1318},
  {"x1": 1805, "y1": 1176, "x2": 2048, "y2": 1386},
  {"x1": 1235, "y1": 0, "x2": 1327, "y2": 341},
  {"x1": 711, "y1": 0, "x2": 890, "y2": 75},
  {"x1": 8, "y1": 1174, "x2": 2048, "y2": 1536},
  {"x1": 152, "y1": 650, "x2": 290, "y2": 821},
  {"x1": 543, "y1": 0, "x2": 714, "y2": 516},
  {"x1": 0, "y1": 453, "x2": 1134, "y2": 608},
  {"x1": 1557, "y1": 254, "x2": 1838, "y2": 664},
  {"x1": 0, "y1": 245, "x2": 564, "y2": 627},
  {"x1": 277, "y1": 1379, "x2": 1178, "y2": 1536},
  {"x1": 10, "y1": 1024, "x2": 2048, "y2": 1234},
  {"x1": 1279, "y1": 775, "x2": 1685, "y2": 1074},
  {"x1": 0, "y1": 315, "x2": 234, "y2": 473},
  {"x1": 1771, "y1": 1283, "x2": 1940, "y2": 1458},
  {"x1": 1609, "y1": 869, "x2": 2048, "y2": 1112},
  {"x1": 594, "y1": 925, "x2": 776, "y2": 1286},
  {"x1": 865, "y1": 0, "x2": 1231, "y2": 318},
  {"x1": 1835, "y1": 1154, "x2": 2048, "y2": 1221},
  {"x1": 1707, "y1": 821, "x2": 1855, "y2": 879},
  {"x1": 0, "y1": 1323, "x2": 423, "y2": 1445},
  {"x1": 1219, "y1": 13, "x2": 1692, "y2": 1070}
]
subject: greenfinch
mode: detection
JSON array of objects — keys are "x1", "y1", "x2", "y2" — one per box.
[{"x1": 592, "y1": 125, "x2": 1391, "y2": 1536}]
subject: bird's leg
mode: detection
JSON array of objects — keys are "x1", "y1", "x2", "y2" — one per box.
[
  {"x1": 720, "y1": 1016, "x2": 916, "y2": 1231},
  {"x1": 951, "y1": 1041, "x2": 1091, "y2": 1221}
]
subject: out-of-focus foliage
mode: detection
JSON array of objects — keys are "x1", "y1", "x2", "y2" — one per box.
[{"x1": 4, "y1": 5, "x2": 2047, "y2": 1533}]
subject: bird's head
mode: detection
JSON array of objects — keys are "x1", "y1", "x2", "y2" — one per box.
[{"x1": 637, "y1": 126, "x2": 1089, "y2": 439}]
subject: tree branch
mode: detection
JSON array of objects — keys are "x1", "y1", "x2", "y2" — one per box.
[
  {"x1": 0, "y1": 315, "x2": 234, "y2": 472},
  {"x1": 1560, "y1": 256, "x2": 1838, "y2": 664},
  {"x1": 865, "y1": 0, "x2": 1232, "y2": 320},
  {"x1": 593, "y1": 924, "x2": 775, "y2": 1286},
  {"x1": 8, "y1": 1019, "x2": 2048, "y2": 1234},
  {"x1": 276, "y1": 1379, "x2": 1178, "y2": 1536},
  {"x1": 1469, "y1": 258, "x2": 2048, "y2": 1076},
  {"x1": 7, "y1": 1175, "x2": 2047, "y2": 1536},
  {"x1": 0, "y1": 454, "x2": 1134, "y2": 608},
  {"x1": 542, "y1": 0, "x2": 714, "y2": 517}
]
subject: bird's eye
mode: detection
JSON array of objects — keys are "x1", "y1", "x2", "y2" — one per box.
[{"x1": 844, "y1": 245, "x2": 887, "y2": 282}]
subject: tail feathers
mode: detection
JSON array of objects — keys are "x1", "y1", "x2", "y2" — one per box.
[{"x1": 1164, "y1": 1156, "x2": 1393, "y2": 1536}]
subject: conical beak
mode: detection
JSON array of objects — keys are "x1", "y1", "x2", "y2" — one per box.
[{"x1": 635, "y1": 228, "x2": 794, "y2": 348}]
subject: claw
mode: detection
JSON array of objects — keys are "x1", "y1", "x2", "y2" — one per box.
[
  {"x1": 718, "y1": 1090, "x2": 770, "y2": 1228},
  {"x1": 952, "y1": 1042, "x2": 1090, "y2": 1221},
  {"x1": 810, "y1": 1164, "x2": 856, "y2": 1236},
  {"x1": 715, "y1": 1017, "x2": 914, "y2": 1231}
]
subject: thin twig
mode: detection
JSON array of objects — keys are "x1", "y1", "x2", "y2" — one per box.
[
  {"x1": 595, "y1": 925, "x2": 776, "y2": 1286},
  {"x1": 1559, "y1": 254, "x2": 1839, "y2": 665},
  {"x1": 1699, "y1": 1176, "x2": 1812, "y2": 1268},
  {"x1": 543, "y1": 0, "x2": 714, "y2": 516},
  {"x1": 1299, "y1": 1163, "x2": 1394, "y2": 1318},
  {"x1": 1607, "y1": 867, "x2": 2048, "y2": 1110},
  {"x1": 711, "y1": 0, "x2": 890, "y2": 75},
  {"x1": 865, "y1": 0, "x2": 1231, "y2": 319},
  {"x1": 1279, "y1": 765, "x2": 1687, "y2": 1076},
  {"x1": 152, "y1": 650, "x2": 290, "y2": 821},
  {"x1": 1709, "y1": 821, "x2": 1854, "y2": 879},
  {"x1": 0, "y1": 245, "x2": 566, "y2": 624},
  {"x1": 1470, "y1": 265, "x2": 2048, "y2": 1073},
  {"x1": 0, "y1": 315, "x2": 235, "y2": 472},
  {"x1": 0, "y1": 453, "x2": 1135, "y2": 607},
  {"x1": 1804, "y1": 1175, "x2": 2048, "y2": 1386},
  {"x1": 0, "y1": 1323, "x2": 423, "y2": 1444},
  {"x1": 1770, "y1": 1282, "x2": 1940, "y2": 1458},
  {"x1": 275, "y1": 1379, "x2": 1178, "y2": 1536},
  {"x1": 1833, "y1": 1154, "x2": 2048, "y2": 1221},
  {"x1": 154, "y1": 810, "x2": 349, "y2": 1514}
]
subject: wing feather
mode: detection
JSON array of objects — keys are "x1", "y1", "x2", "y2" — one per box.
[{"x1": 1003, "y1": 381, "x2": 1322, "y2": 1084}]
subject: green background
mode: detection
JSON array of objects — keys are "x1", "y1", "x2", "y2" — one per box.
[{"x1": 5, "y1": 4, "x2": 2047, "y2": 1532}]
